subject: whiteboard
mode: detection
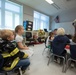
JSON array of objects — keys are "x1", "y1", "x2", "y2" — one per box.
[{"x1": 54, "y1": 22, "x2": 75, "y2": 35}]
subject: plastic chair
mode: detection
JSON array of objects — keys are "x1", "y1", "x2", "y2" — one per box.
[
  {"x1": 66, "y1": 44, "x2": 76, "y2": 72},
  {"x1": 47, "y1": 53, "x2": 66, "y2": 72},
  {"x1": 47, "y1": 44, "x2": 67, "y2": 72},
  {"x1": 42, "y1": 37, "x2": 50, "y2": 55}
]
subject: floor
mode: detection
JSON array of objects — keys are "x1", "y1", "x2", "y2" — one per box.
[{"x1": 1, "y1": 43, "x2": 76, "y2": 75}]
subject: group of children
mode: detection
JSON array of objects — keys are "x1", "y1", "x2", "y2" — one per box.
[{"x1": 0, "y1": 25, "x2": 34, "y2": 74}]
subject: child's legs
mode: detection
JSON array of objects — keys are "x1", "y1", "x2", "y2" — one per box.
[
  {"x1": 15, "y1": 58, "x2": 30, "y2": 70},
  {"x1": 21, "y1": 48, "x2": 34, "y2": 57}
]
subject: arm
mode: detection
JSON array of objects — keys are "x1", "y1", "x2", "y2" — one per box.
[
  {"x1": 17, "y1": 42, "x2": 29, "y2": 50},
  {"x1": 15, "y1": 35, "x2": 29, "y2": 50}
]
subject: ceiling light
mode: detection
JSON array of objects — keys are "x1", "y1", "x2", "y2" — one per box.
[{"x1": 45, "y1": 0, "x2": 54, "y2": 4}]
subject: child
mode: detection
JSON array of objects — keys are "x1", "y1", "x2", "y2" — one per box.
[
  {"x1": 46, "y1": 32, "x2": 54, "y2": 48},
  {"x1": 0, "y1": 29, "x2": 30, "y2": 72},
  {"x1": 15, "y1": 25, "x2": 34, "y2": 58},
  {"x1": 49, "y1": 32, "x2": 54, "y2": 41}
]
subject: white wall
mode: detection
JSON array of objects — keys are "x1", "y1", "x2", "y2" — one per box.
[
  {"x1": 59, "y1": 8, "x2": 76, "y2": 22},
  {"x1": 54, "y1": 22, "x2": 75, "y2": 35},
  {"x1": 50, "y1": 8, "x2": 76, "y2": 34},
  {"x1": 23, "y1": 5, "x2": 34, "y2": 21}
]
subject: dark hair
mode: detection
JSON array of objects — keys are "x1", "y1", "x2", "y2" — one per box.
[
  {"x1": 72, "y1": 33, "x2": 76, "y2": 43},
  {"x1": 54, "y1": 29, "x2": 57, "y2": 31},
  {"x1": 49, "y1": 32, "x2": 54, "y2": 40}
]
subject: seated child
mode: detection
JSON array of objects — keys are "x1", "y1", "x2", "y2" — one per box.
[
  {"x1": 15, "y1": 25, "x2": 34, "y2": 58},
  {"x1": 46, "y1": 32, "x2": 54, "y2": 49},
  {"x1": 0, "y1": 29, "x2": 30, "y2": 72}
]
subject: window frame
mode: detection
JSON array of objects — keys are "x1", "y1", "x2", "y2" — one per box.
[
  {"x1": 33, "y1": 11, "x2": 49, "y2": 31},
  {"x1": 0, "y1": 0, "x2": 23, "y2": 30}
]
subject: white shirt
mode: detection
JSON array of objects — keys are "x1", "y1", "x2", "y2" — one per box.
[{"x1": 15, "y1": 34, "x2": 23, "y2": 43}]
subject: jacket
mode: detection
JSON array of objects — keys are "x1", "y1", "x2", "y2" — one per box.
[
  {"x1": 0, "y1": 39, "x2": 28, "y2": 71},
  {"x1": 52, "y1": 35, "x2": 70, "y2": 55}
]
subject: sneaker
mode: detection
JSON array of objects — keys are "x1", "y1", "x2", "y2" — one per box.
[
  {"x1": 16, "y1": 70, "x2": 26, "y2": 75},
  {"x1": 71, "y1": 63, "x2": 75, "y2": 68},
  {"x1": 22, "y1": 70, "x2": 26, "y2": 74},
  {"x1": 57, "y1": 58, "x2": 60, "y2": 64}
]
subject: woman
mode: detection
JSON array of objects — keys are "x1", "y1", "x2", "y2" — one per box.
[{"x1": 52, "y1": 28, "x2": 70, "y2": 56}]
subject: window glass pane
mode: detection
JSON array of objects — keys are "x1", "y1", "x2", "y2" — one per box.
[
  {"x1": 41, "y1": 21, "x2": 44, "y2": 29},
  {"x1": 33, "y1": 18, "x2": 40, "y2": 30},
  {"x1": 5, "y1": 2, "x2": 20, "y2": 13},
  {"x1": 5, "y1": 11, "x2": 13, "y2": 29},
  {"x1": 34, "y1": 11, "x2": 40, "y2": 19},
  {"x1": 0, "y1": 10, "x2": 1, "y2": 26},
  {"x1": 34, "y1": 11, "x2": 49, "y2": 30},
  {"x1": 0, "y1": 0, "x2": 1, "y2": 7},
  {"x1": 15, "y1": 14, "x2": 20, "y2": 27},
  {"x1": 41, "y1": 15, "x2": 46, "y2": 21}
]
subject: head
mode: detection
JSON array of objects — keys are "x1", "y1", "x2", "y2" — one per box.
[
  {"x1": 1, "y1": 29, "x2": 14, "y2": 41},
  {"x1": 53, "y1": 29, "x2": 57, "y2": 35},
  {"x1": 57, "y1": 28, "x2": 65, "y2": 35},
  {"x1": 15, "y1": 25, "x2": 24, "y2": 35},
  {"x1": 72, "y1": 33, "x2": 76, "y2": 43},
  {"x1": 49, "y1": 32, "x2": 54, "y2": 37},
  {"x1": 49, "y1": 32, "x2": 54, "y2": 40}
]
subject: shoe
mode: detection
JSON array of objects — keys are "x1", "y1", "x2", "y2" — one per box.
[
  {"x1": 16, "y1": 70, "x2": 26, "y2": 75},
  {"x1": 22, "y1": 70, "x2": 26, "y2": 74},
  {"x1": 13, "y1": 69, "x2": 19, "y2": 73},
  {"x1": 71, "y1": 63, "x2": 75, "y2": 68},
  {"x1": 57, "y1": 58, "x2": 60, "y2": 64}
]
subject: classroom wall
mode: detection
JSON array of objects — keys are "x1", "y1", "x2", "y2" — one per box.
[
  {"x1": 50, "y1": 8, "x2": 76, "y2": 34},
  {"x1": 54, "y1": 22, "x2": 75, "y2": 35}
]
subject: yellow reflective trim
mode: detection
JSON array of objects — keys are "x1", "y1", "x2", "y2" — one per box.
[
  {"x1": 10, "y1": 48, "x2": 19, "y2": 56},
  {"x1": 1, "y1": 53, "x2": 11, "y2": 58},
  {"x1": 3, "y1": 57, "x2": 20, "y2": 71}
]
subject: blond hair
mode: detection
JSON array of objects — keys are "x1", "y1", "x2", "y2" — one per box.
[
  {"x1": 57, "y1": 28, "x2": 65, "y2": 35},
  {"x1": 1, "y1": 29, "x2": 13, "y2": 40},
  {"x1": 15, "y1": 25, "x2": 23, "y2": 33}
]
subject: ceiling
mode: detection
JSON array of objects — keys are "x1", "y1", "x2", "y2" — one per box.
[{"x1": 16, "y1": 0, "x2": 76, "y2": 16}]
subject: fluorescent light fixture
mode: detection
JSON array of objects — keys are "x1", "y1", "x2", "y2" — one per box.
[{"x1": 45, "y1": 0, "x2": 54, "y2": 4}]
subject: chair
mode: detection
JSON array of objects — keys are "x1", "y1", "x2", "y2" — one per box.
[
  {"x1": 42, "y1": 37, "x2": 50, "y2": 55},
  {"x1": 66, "y1": 44, "x2": 76, "y2": 71},
  {"x1": 26, "y1": 32, "x2": 34, "y2": 46},
  {"x1": 47, "y1": 53, "x2": 66, "y2": 72},
  {"x1": 47, "y1": 43, "x2": 67, "y2": 72}
]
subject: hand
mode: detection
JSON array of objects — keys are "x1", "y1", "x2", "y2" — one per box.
[{"x1": 25, "y1": 47, "x2": 29, "y2": 50}]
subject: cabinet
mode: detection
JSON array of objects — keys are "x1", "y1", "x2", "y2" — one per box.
[{"x1": 23, "y1": 21, "x2": 33, "y2": 31}]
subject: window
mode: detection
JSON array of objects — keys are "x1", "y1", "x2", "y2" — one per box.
[
  {"x1": 0, "y1": 10, "x2": 1, "y2": 27},
  {"x1": 5, "y1": 2, "x2": 20, "y2": 13},
  {"x1": 0, "y1": 0, "x2": 23, "y2": 29},
  {"x1": 0, "y1": 0, "x2": 1, "y2": 7},
  {"x1": 33, "y1": 11, "x2": 49, "y2": 31},
  {"x1": 5, "y1": 11, "x2": 13, "y2": 29},
  {"x1": 15, "y1": 14, "x2": 20, "y2": 27}
]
